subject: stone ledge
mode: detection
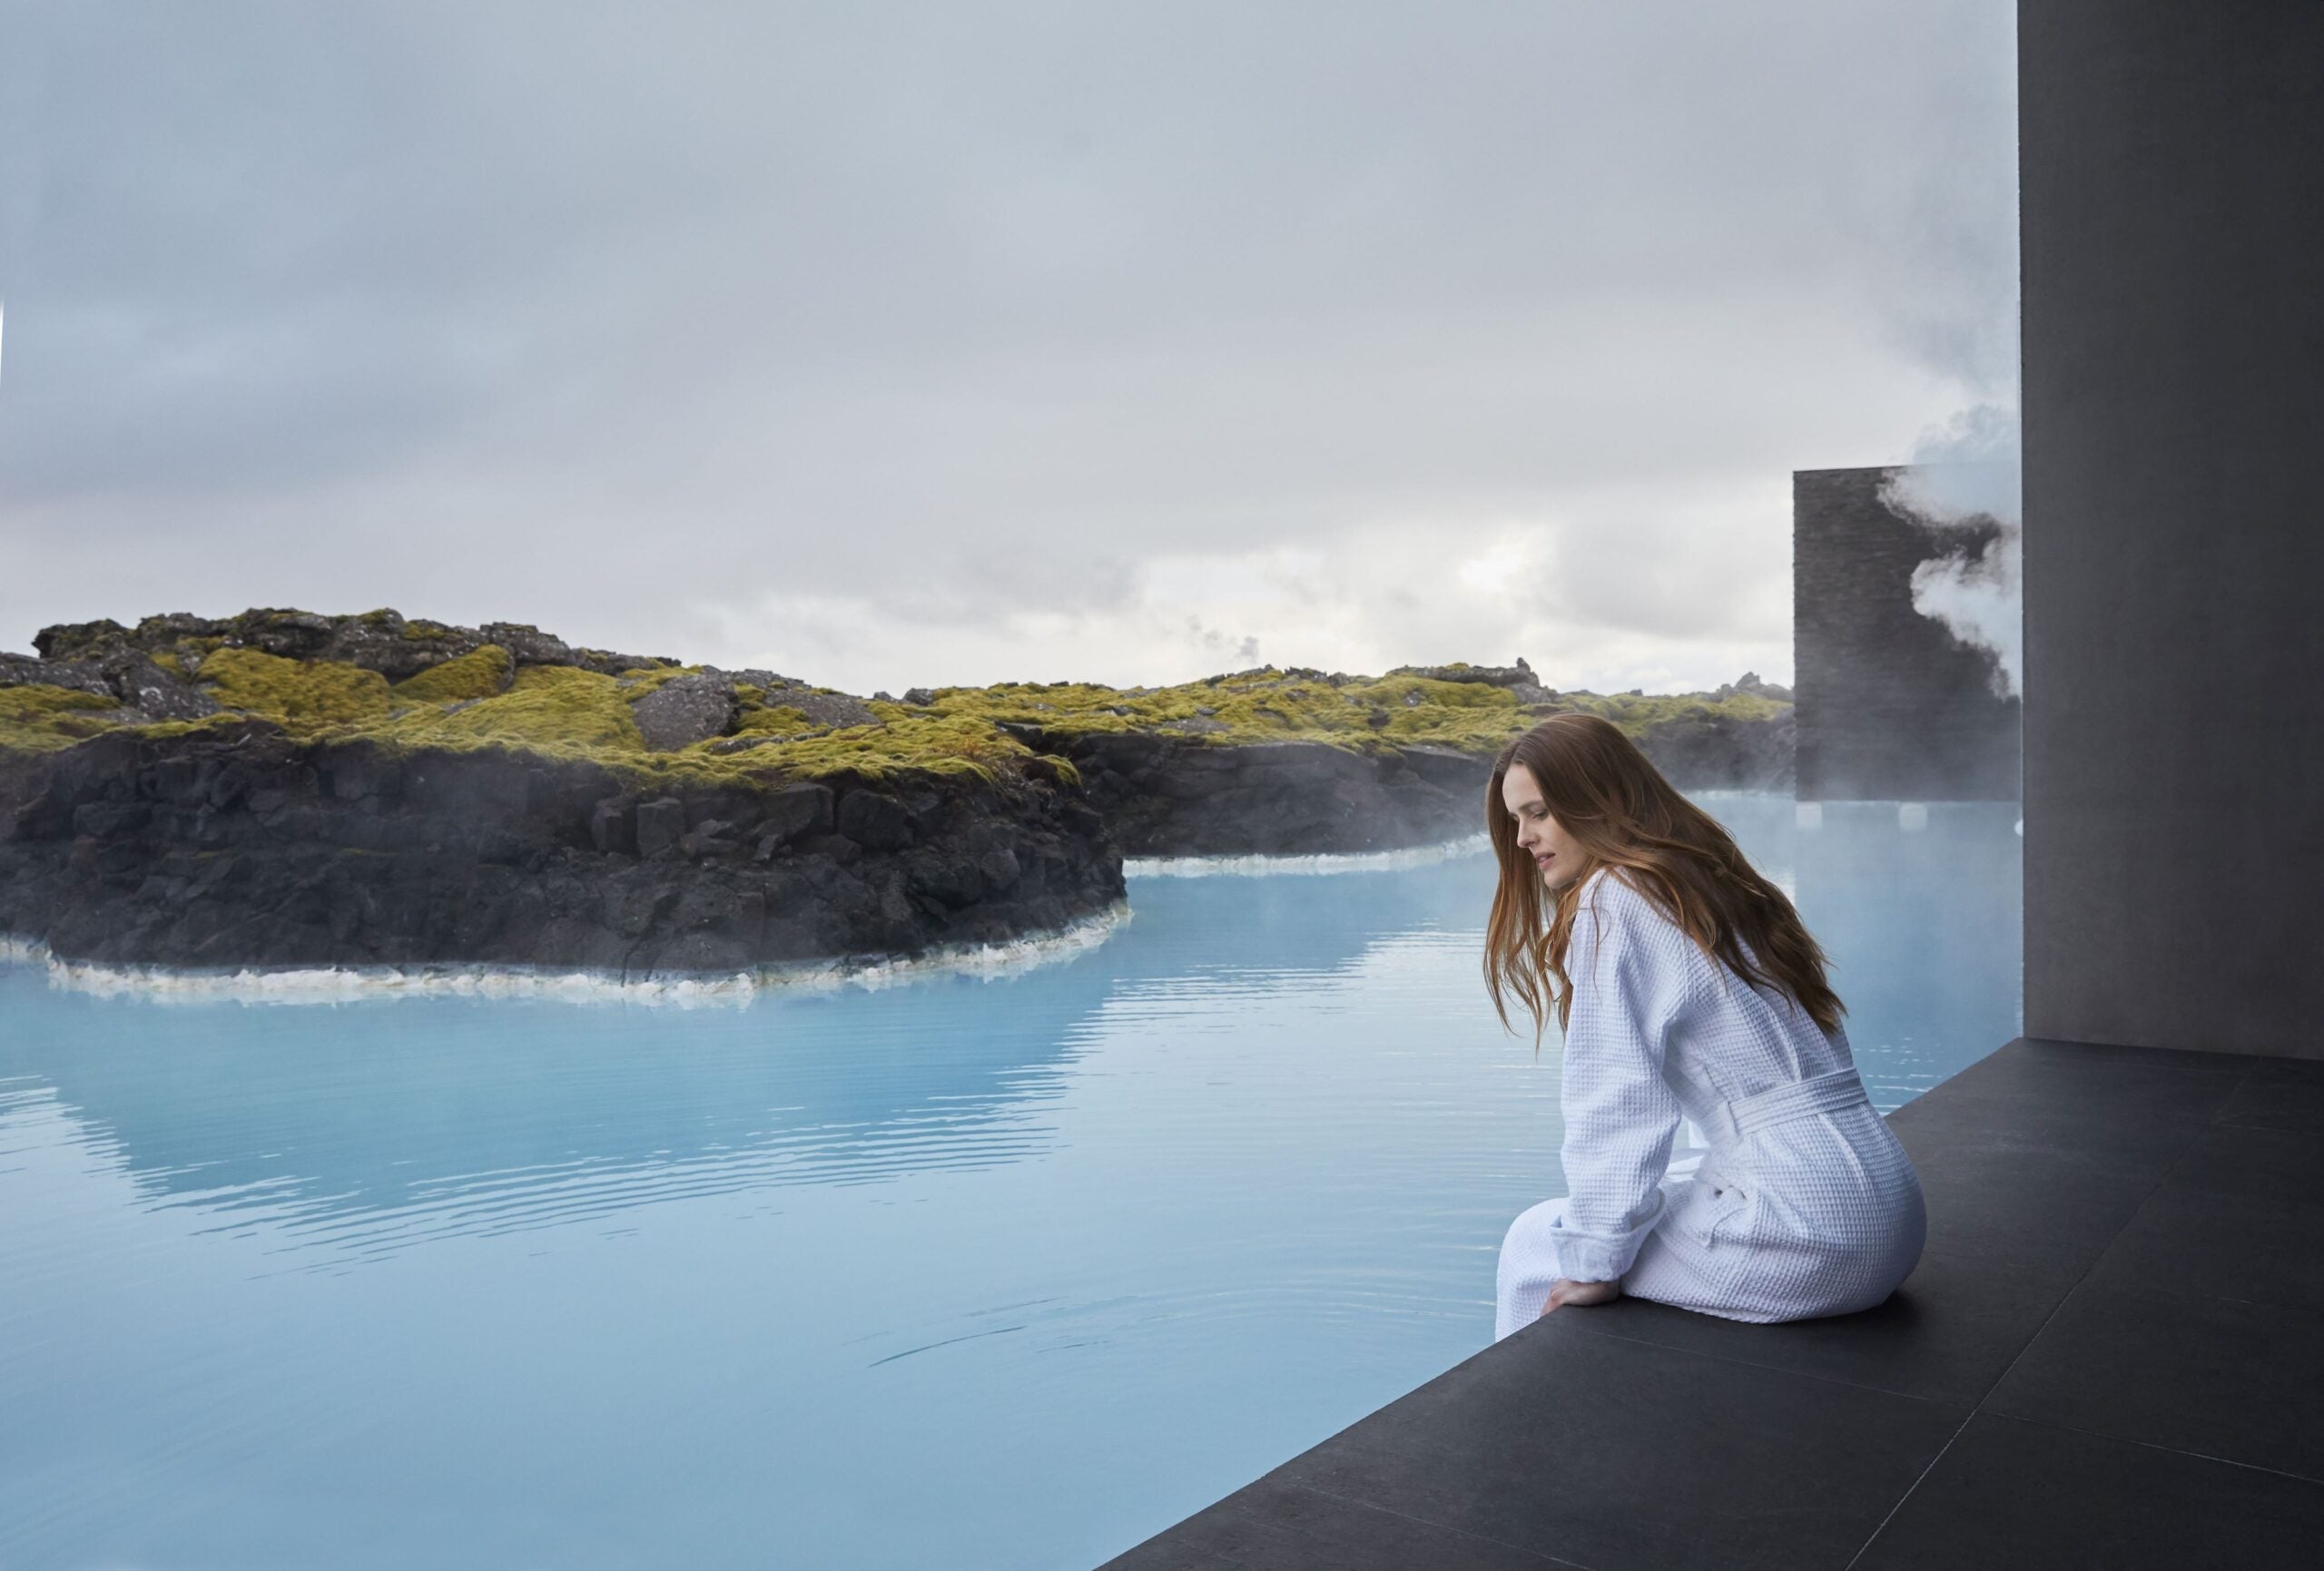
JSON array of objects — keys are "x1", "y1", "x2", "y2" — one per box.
[{"x1": 1098, "y1": 1037, "x2": 2324, "y2": 1569}]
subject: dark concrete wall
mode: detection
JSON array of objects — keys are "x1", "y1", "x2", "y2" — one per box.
[
  {"x1": 2022, "y1": 1, "x2": 2324, "y2": 1057},
  {"x1": 1793, "y1": 466, "x2": 2022, "y2": 801}
]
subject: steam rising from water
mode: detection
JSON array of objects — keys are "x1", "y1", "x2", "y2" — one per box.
[
  {"x1": 1125, "y1": 834, "x2": 1490, "y2": 879},
  {"x1": 1878, "y1": 405, "x2": 2023, "y2": 699}
]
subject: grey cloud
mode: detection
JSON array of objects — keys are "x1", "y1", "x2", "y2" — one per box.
[{"x1": 0, "y1": 0, "x2": 2018, "y2": 686}]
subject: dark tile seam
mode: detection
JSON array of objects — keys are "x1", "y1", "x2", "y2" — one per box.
[
  {"x1": 1542, "y1": 1301, "x2": 1998, "y2": 1412},
  {"x1": 1539, "y1": 1160, "x2": 2227, "y2": 1409},
  {"x1": 2209, "y1": 1115, "x2": 2324, "y2": 1135},
  {"x1": 2009, "y1": 1057, "x2": 2249, "y2": 1076},
  {"x1": 1529, "y1": 1311, "x2": 2011, "y2": 1409},
  {"x1": 1261, "y1": 1333, "x2": 1974, "y2": 1571},
  {"x1": 2202, "y1": 1046, "x2": 2323, "y2": 1134},
  {"x1": 1831, "y1": 1412, "x2": 1980, "y2": 1571},
  {"x1": 2061, "y1": 1282, "x2": 2321, "y2": 1313},
  {"x1": 1953, "y1": 1409, "x2": 2324, "y2": 1490},
  {"x1": 1835, "y1": 1352, "x2": 2030, "y2": 1565},
  {"x1": 1263, "y1": 1480, "x2": 1603, "y2": 1571},
  {"x1": 2014, "y1": 1037, "x2": 2260, "y2": 1070},
  {"x1": 1837, "y1": 1062, "x2": 2258, "y2": 1571}
]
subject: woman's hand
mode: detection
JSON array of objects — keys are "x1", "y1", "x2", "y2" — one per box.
[{"x1": 1538, "y1": 1277, "x2": 1623, "y2": 1319}]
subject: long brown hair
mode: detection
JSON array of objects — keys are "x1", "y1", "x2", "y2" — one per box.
[{"x1": 1482, "y1": 713, "x2": 1844, "y2": 1050}]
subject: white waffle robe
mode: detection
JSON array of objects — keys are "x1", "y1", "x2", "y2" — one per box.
[{"x1": 1494, "y1": 868, "x2": 1926, "y2": 1340}]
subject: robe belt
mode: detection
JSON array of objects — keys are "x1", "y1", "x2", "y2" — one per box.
[{"x1": 1699, "y1": 1064, "x2": 1873, "y2": 1149}]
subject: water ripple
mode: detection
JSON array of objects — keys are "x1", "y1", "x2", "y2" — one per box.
[{"x1": 0, "y1": 794, "x2": 2023, "y2": 1571}]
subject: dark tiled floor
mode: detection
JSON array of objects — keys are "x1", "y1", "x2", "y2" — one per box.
[
  {"x1": 1097, "y1": 1037, "x2": 2324, "y2": 1570},
  {"x1": 1848, "y1": 1413, "x2": 2324, "y2": 1570}
]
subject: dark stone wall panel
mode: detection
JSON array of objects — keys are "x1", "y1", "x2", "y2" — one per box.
[
  {"x1": 1793, "y1": 466, "x2": 2022, "y2": 802},
  {"x1": 2021, "y1": 0, "x2": 2324, "y2": 1057}
]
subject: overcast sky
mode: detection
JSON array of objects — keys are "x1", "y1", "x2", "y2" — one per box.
[{"x1": 0, "y1": 1, "x2": 2018, "y2": 696}]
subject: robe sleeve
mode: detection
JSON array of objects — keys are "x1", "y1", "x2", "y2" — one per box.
[{"x1": 1550, "y1": 879, "x2": 1689, "y2": 1283}]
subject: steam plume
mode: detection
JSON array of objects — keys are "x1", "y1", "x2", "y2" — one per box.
[{"x1": 1877, "y1": 405, "x2": 2022, "y2": 699}]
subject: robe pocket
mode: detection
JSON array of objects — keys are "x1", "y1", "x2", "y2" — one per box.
[{"x1": 1704, "y1": 1181, "x2": 1754, "y2": 1250}]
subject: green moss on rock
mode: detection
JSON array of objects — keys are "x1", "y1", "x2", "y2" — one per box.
[
  {"x1": 4, "y1": 609, "x2": 1786, "y2": 792},
  {"x1": 612, "y1": 663, "x2": 723, "y2": 700},
  {"x1": 1555, "y1": 690, "x2": 1790, "y2": 738},
  {"x1": 389, "y1": 644, "x2": 515, "y2": 703},
  {"x1": 912, "y1": 668, "x2": 1531, "y2": 754},
  {"x1": 196, "y1": 647, "x2": 393, "y2": 731},
  {"x1": 0, "y1": 684, "x2": 124, "y2": 752},
  {"x1": 360, "y1": 663, "x2": 647, "y2": 758},
  {"x1": 732, "y1": 713, "x2": 1033, "y2": 785},
  {"x1": 731, "y1": 702, "x2": 816, "y2": 736}
]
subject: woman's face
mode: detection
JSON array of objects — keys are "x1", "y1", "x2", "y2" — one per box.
[{"x1": 1502, "y1": 763, "x2": 1582, "y2": 890}]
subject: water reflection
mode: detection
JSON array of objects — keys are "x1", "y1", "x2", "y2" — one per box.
[
  {"x1": 0, "y1": 793, "x2": 2021, "y2": 1571},
  {"x1": 1788, "y1": 800, "x2": 2024, "y2": 1107},
  {"x1": 1693, "y1": 793, "x2": 2024, "y2": 1109},
  {"x1": 0, "y1": 796, "x2": 2016, "y2": 1265},
  {"x1": 0, "y1": 842, "x2": 1509, "y2": 1266}
]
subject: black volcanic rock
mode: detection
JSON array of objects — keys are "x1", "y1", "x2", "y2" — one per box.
[
  {"x1": 1007, "y1": 727, "x2": 1489, "y2": 858},
  {"x1": 1000, "y1": 690, "x2": 1793, "y2": 859},
  {"x1": 836, "y1": 789, "x2": 916, "y2": 851},
  {"x1": 0, "y1": 653, "x2": 112, "y2": 699},
  {"x1": 30, "y1": 608, "x2": 680, "y2": 685},
  {"x1": 0, "y1": 604, "x2": 1799, "y2": 977},
  {"x1": 0, "y1": 724, "x2": 1123, "y2": 979},
  {"x1": 634, "y1": 797, "x2": 688, "y2": 857},
  {"x1": 1713, "y1": 671, "x2": 1795, "y2": 704},
  {"x1": 100, "y1": 654, "x2": 222, "y2": 722},
  {"x1": 629, "y1": 674, "x2": 740, "y2": 751},
  {"x1": 757, "y1": 783, "x2": 834, "y2": 849},
  {"x1": 1, "y1": 648, "x2": 224, "y2": 725},
  {"x1": 1387, "y1": 657, "x2": 1555, "y2": 705},
  {"x1": 1636, "y1": 703, "x2": 1796, "y2": 792}
]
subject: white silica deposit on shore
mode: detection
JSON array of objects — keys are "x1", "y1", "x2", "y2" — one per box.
[
  {"x1": 0, "y1": 900, "x2": 1133, "y2": 1009},
  {"x1": 1124, "y1": 833, "x2": 1491, "y2": 879}
]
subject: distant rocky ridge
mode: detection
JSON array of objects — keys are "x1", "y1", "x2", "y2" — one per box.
[
  {"x1": 974, "y1": 656, "x2": 1793, "y2": 856},
  {"x1": 1009, "y1": 730, "x2": 1504, "y2": 858},
  {"x1": 0, "y1": 607, "x2": 1795, "y2": 977},
  {"x1": 5, "y1": 608, "x2": 888, "y2": 753},
  {"x1": 30, "y1": 605, "x2": 678, "y2": 681},
  {"x1": 1000, "y1": 663, "x2": 1794, "y2": 858}
]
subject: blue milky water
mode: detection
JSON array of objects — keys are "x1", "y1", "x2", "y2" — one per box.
[{"x1": 0, "y1": 795, "x2": 2021, "y2": 1570}]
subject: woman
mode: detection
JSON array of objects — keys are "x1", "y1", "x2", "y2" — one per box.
[{"x1": 1484, "y1": 714, "x2": 1925, "y2": 1341}]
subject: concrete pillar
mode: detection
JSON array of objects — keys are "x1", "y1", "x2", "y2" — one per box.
[{"x1": 2021, "y1": 0, "x2": 2324, "y2": 1056}]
